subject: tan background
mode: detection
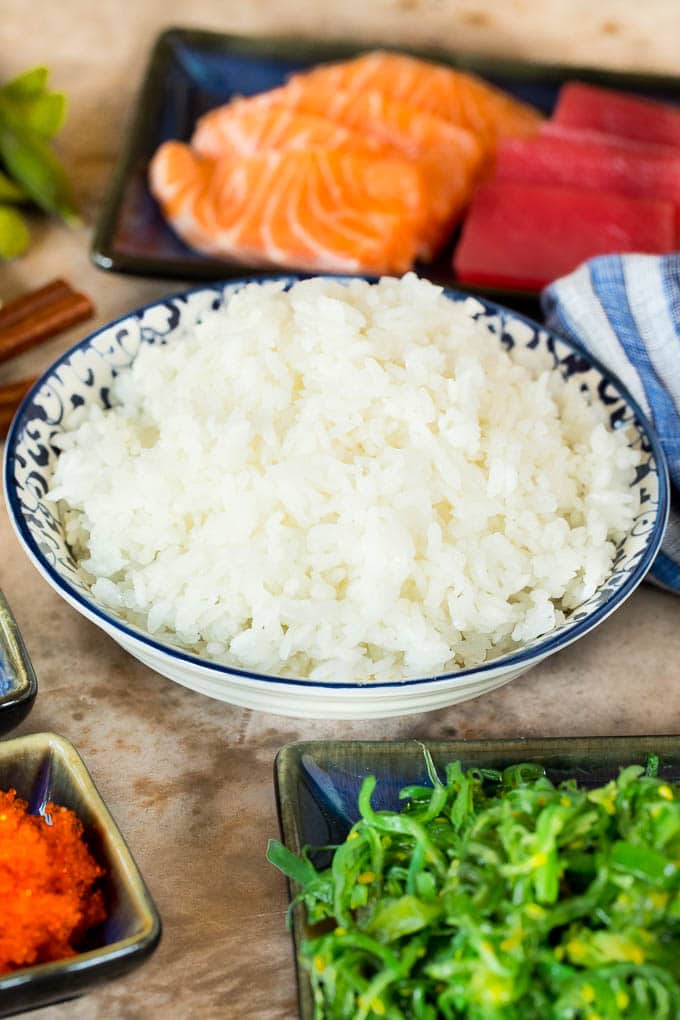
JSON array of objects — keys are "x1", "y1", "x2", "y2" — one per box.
[{"x1": 2, "y1": 2, "x2": 680, "y2": 1018}]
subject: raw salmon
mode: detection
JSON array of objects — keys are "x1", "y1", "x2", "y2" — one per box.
[
  {"x1": 194, "y1": 83, "x2": 481, "y2": 169},
  {"x1": 193, "y1": 85, "x2": 485, "y2": 256},
  {"x1": 149, "y1": 50, "x2": 542, "y2": 272},
  {"x1": 289, "y1": 51, "x2": 543, "y2": 149},
  {"x1": 191, "y1": 105, "x2": 380, "y2": 160},
  {"x1": 149, "y1": 141, "x2": 427, "y2": 274}
]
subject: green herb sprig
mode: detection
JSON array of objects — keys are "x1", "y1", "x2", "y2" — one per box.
[
  {"x1": 268, "y1": 751, "x2": 680, "y2": 1019},
  {"x1": 0, "y1": 66, "x2": 78, "y2": 259}
]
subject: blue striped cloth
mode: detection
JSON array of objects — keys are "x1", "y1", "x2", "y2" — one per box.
[{"x1": 542, "y1": 253, "x2": 680, "y2": 594}]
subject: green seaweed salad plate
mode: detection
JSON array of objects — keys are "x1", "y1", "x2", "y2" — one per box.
[{"x1": 271, "y1": 736, "x2": 680, "y2": 1020}]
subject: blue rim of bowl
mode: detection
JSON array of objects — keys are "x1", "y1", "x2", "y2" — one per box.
[{"x1": 2, "y1": 276, "x2": 671, "y2": 692}]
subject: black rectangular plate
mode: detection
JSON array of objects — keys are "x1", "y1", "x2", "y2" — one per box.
[
  {"x1": 92, "y1": 27, "x2": 680, "y2": 314},
  {"x1": 274, "y1": 735, "x2": 680, "y2": 1020}
]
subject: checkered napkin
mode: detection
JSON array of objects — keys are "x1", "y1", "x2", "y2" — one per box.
[{"x1": 541, "y1": 253, "x2": 680, "y2": 594}]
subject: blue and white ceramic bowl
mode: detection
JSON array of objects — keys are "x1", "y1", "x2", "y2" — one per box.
[{"x1": 2, "y1": 278, "x2": 669, "y2": 719}]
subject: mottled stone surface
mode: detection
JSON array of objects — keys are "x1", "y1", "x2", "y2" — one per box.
[{"x1": 1, "y1": 3, "x2": 680, "y2": 1018}]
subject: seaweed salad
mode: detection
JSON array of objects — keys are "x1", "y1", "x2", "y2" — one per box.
[{"x1": 268, "y1": 751, "x2": 680, "y2": 1019}]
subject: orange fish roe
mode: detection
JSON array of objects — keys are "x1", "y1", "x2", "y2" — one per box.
[{"x1": 0, "y1": 788, "x2": 107, "y2": 974}]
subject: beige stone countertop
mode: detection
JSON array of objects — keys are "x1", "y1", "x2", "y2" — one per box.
[{"x1": 2, "y1": 2, "x2": 680, "y2": 1018}]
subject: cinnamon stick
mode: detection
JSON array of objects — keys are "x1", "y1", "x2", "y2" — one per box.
[
  {"x1": 0, "y1": 279, "x2": 74, "y2": 331},
  {"x1": 0, "y1": 289, "x2": 94, "y2": 365},
  {"x1": 0, "y1": 279, "x2": 95, "y2": 434},
  {"x1": 0, "y1": 376, "x2": 37, "y2": 407},
  {"x1": 0, "y1": 377, "x2": 36, "y2": 438},
  {"x1": 1, "y1": 415, "x2": 17, "y2": 438}
]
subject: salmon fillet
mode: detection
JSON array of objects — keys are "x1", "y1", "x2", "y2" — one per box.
[
  {"x1": 191, "y1": 105, "x2": 381, "y2": 160},
  {"x1": 193, "y1": 85, "x2": 485, "y2": 257},
  {"x1": 149, "y1": 141, "x2": 427, "y2": 274},
  {"x1": 289, "y1": 51, "x2": 543, "y2": 149},
  {"x1": 149, "y1": 50, "x2": 542, "y2": 272}
]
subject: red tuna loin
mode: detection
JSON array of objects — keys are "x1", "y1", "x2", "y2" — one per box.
[
  {"x1": 453, "y1": 181, "x2": 675, "y2": 291},
  {"x1": 493, "y1": 134, "x2": 680, "y2": 238},
  {"x1": 538, "y1": 122, "x2": 679, "y2": 157},
  {"x1": 553, "y1": 82, "x2": 680, "y2": 147}
]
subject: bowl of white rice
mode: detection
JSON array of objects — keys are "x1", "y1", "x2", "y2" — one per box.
[{"x1": 3, "y1": 274, "x2": 668, "y2": 719}]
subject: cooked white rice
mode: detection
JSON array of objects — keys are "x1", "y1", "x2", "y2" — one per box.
[{"x1": 49, "y1": 274, "x2": 640, "y2": 682}]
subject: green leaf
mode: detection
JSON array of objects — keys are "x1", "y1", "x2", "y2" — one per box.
[
  {"x1": 15, "y1": 92, "x2": 67, "y2": 138},
  {"x1": 367, "y1": 894, "x2": 441, "y2": 942},
  {"x1": 358, "y1": 775, "x2": 446, "y2": 875},
  {"x1": 0, "y1": 169, "x2": 27, "y2": 203},
  {"x1": 1, "y1": 66, "x2": 49, "y2": 99},
  {"x1": 0, "y1": 203, "x2": 30, "y2": 258},
  {"x1": 610, "y1": 840, "x2": 678, "y2": 887},
  {"x1": 266, "y1": 839, "x2": 319, "y2": 887},
  {"x1": 0, "y1": 119, "x2": 78, "y2": 223}
]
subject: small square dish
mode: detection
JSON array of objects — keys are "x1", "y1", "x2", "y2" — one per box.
[
  {"x1": 0, "y1": 732, "x2": 161, "y2": 1018},
  {"x1": 0, "y1": 592, "x2": 37, "y2": 736},
  {"x1": 274, "y1": 736, "x2": 680, "y2": 1020},
  {"x1": 92, "y1": 28, "x2": 680, "y2": 307}
]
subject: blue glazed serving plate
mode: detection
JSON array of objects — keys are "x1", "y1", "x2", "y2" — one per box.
[
  {"x1": 0, "y1": 592, "x2": 37, "y2": 736},
  {"x1": 274, "y1": 736, "x2": 680, "y2": 1020},
  {"x1": 0, "y1": 732, "x2": 161, "y2": 1017},
  {"x1": 91, "y1": 27, "x2": 680, "y2": 309},
  {"x1": 1, "y1": 276, "x2": 669, "y2": 719}
]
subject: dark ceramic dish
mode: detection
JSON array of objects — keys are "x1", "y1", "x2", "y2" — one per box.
[
  {"x1": 0, "y1": 593, "x2": 37, "y2": 736},
  {"x1": 91, "y1": 27, "x2": 680, "y2": 312},
  {"x1": 274, "y1": 736, "x2": 680, "y2": 1020},
  {"x1": 0, "y1": 732, "x2": 161, "y2": 1018}
]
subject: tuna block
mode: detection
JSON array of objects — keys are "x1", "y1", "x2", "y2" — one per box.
[
  {"x1": 494, "y1": 134, "x2": 680, "y2": 239},
  {"x1": 553, "y1": 82, "x2": 680, "y2": 148},
  {"x1": 538, "y1": 122, "x2": 679, "y2": 158},
  {"x1": 453, "y1": 181, "x2": 675, "y2": 291}
]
